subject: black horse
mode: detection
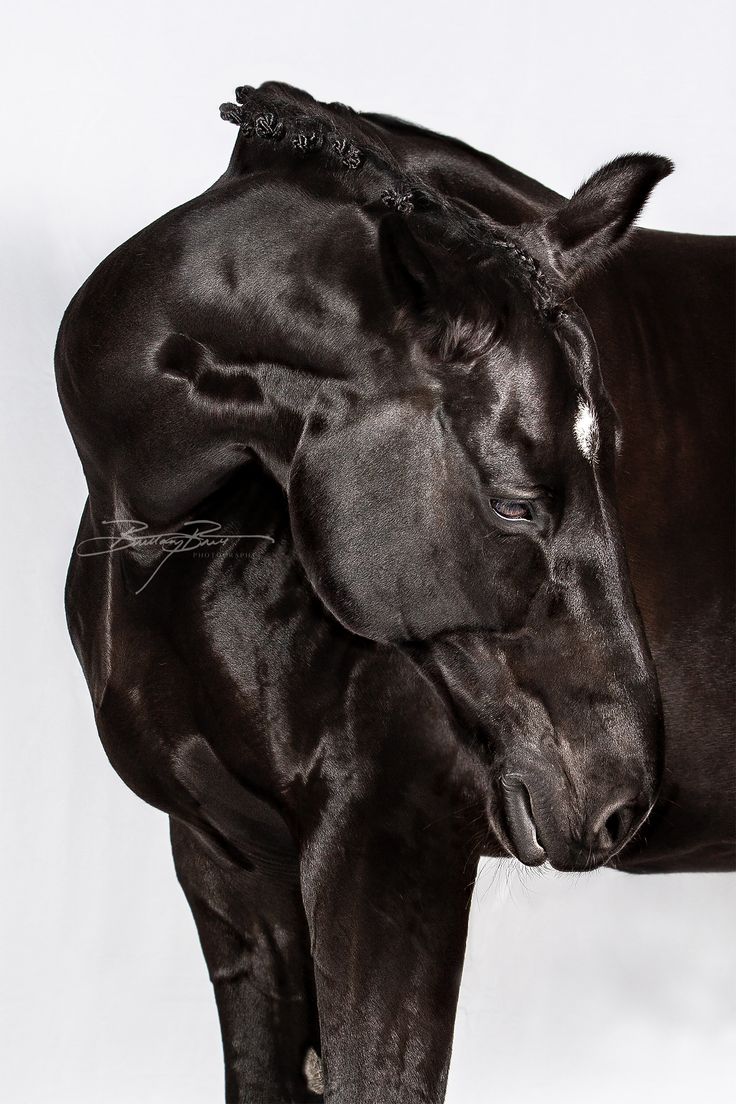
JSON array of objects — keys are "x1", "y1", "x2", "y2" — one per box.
[{"x1": 56, "y1": 82, "x2": 734, "y2": 1103}]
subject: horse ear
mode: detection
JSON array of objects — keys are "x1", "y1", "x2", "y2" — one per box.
[{"x1": 542, "y1": 154, "x2": 673, "y2": 280}]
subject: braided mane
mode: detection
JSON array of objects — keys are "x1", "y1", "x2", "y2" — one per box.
[{"x1": 220, "y1": 82, "x2": 564, "y2": 322}]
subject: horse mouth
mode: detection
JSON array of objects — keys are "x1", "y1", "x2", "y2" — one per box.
[{"x1": 501, "y1": 776, "x2": 548, "y2": 866}]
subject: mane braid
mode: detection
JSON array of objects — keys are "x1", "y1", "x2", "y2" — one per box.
[{"x1": 220, "y1": 85, "x2": 564, "y2": 322}]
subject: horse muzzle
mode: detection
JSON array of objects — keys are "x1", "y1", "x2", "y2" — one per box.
[{"x1": 500, "y1": 773, "x2": 655, "y2": 871}]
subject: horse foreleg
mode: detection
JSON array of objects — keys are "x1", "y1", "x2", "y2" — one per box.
[{"x1": 170, "y1": 817, "x2": 322, "y2": 1103}]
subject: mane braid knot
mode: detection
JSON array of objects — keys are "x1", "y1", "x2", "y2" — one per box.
[
  {"x1": 254, "y1": 112, "x2": 284, "y2": 140},
  {"x1": 381, "y1": 187, "x2": 416, "y2": 214},
  {"x1": 330, "y1": 136, "x2": 363, "y2": 170}
]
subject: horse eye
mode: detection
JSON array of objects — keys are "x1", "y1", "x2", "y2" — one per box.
[{"x1": 491, "y1": 499, "x2": 534, "y2": 522}]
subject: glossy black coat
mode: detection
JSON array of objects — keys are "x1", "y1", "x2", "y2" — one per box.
[{"x1": 56, "y1": 83, "x2": 734, "y2": 1103}]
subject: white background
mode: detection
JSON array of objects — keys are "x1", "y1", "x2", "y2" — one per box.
[{"x1": 1, "y1": 2, "x2": 734, "y2": 1101}]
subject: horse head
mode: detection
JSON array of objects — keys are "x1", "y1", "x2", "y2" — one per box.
[{"x1": 219, "y1": 87, "x2": 672, "y2": 869}]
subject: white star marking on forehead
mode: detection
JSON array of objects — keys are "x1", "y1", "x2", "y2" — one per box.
[{"x1": 574, "y1": 396, "x2": 599, "y2": 462}]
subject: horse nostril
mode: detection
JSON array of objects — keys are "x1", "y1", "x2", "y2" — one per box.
[
  {"x1": 604, "y1": 809, "x2": 624, "y2": 845},
  {"x1": 596, "y1": 801, "x2": 638, "y2": 852}
]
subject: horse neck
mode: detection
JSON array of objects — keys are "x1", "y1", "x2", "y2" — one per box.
[
  {"x1": 218, "y1": 106, "x2": 563, "y2": 228},
  {"x1": 359, "y1": 112, "x2": 564, "y2": 225}
]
